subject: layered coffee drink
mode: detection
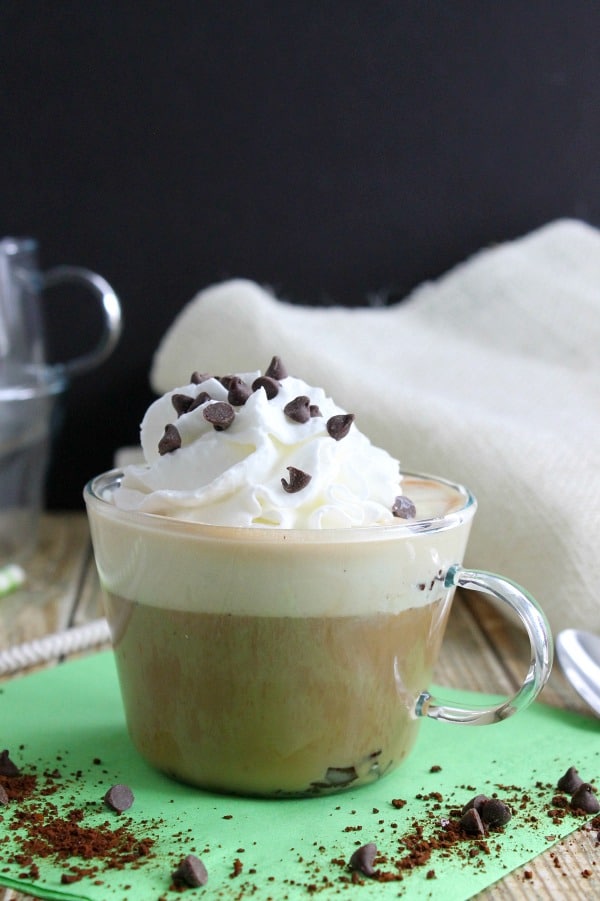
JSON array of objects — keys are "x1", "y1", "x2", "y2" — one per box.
[{"x1": 86, "y1": 357, "x2": 475, "y2": 796}]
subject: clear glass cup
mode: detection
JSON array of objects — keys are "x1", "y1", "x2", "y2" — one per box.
[{"x1": 85, "y1": 469, "x2": 553, "y2": 798}]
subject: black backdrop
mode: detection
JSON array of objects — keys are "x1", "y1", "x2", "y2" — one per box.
[{"x1": 3, "y1": 2, "x2": 599, "y2": 508}]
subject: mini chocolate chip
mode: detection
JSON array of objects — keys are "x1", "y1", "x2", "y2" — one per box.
[
  {"x1": 326, "y1": 413, "x2": 355, "y2": 440},
  {"x1": 265, "y1": 355, "x2": 288, "y2": 380},
  {"x1": 188, "y1": 391, "x2": 212, "y2": 411},
  {"x1": 228, "y1": 376, "x2": 252, "y2": 406},
  {"x1": 191, "y1": 371, "x2": 211, "y2": 384},
  {"x1": 557, "y1": 766, "x2": 584, "y2": 794},
  {"x1": 0, "y1": 785, "x2": 9, "y2": 805},
  {"x1": 203, "y1": 401, "x2": 235, "y2": 430},
  {"x1": 570, "y1": 783, "x2": 600, "y2": 814},
  {"x1": 460, "y1": 807, "x2": 486, "y2": 836},
  {"x1": 284, "y1": 395, "x2": 312, "y2": 423},
  {"x1": 310, "y1": 404, "x2": 322, "y2": 417},
  {"x1": 104, "y1": 784, "x2": 134, "y2": 813},
  {"x1": 349, "y1": 842, "x2": 378, "y2": 877},
  {"x1": 481, "y1": 798, "x2": 512, "y2": 828},
  {"x1": 252, "y1": 375, "x2": 279, "y2": 399},
  {"x1": 392, "y1": 496, "x2": 417, "y2": 519},
  {"x1": 281, "y1": 466, "x2": 312, "y2": 493},
  {"x1": 461, "y1": 795, "x2": 490, "y2": 815},
  {"x1": 0, "y1": 750, "x2": 20, "y2": 776},
  {"x1": 325, "y1": 766, "x2": 358, "y2": 786},
  {"x1": 158, "y1": 423, "x2": 182, "y2": 455},
  {"x1": 172, "y1": 854, "x2": 208, "y2": 888},
  {"x1": 171, "y1": 393, "x2": 194, "y2": 417}
]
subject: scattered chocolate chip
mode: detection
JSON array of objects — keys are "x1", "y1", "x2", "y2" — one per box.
[
  {"x1": 265, "y1": 355, "x2": 288, "y2": 380},
  {"x1": 227, "y1": 376, "x2": 252, "y2": 406},
  {"x1": 190, "y1": 371, "x2": 211, "y2": 384},
  {"x1": 570, "y1": 783, "x2": 600, "y2": 814},
  {"x1": 461, "y1": 794, "x2": 489, "y2": 816},
  {"x1": 392, "y1": 496, "x2": 417, "y2": 519},
  {"x1": 158, "y1": 424, "x2": 182, "y2": 455},
  {"x1": 326, "y1": 413, "x2": 355, "y2": 441},
  {"x1": 203, "y1": 401, "x2": 235, "y2": 431},
  {"x1": 284, "y1": 395, "x2": 312, "y2": 423},
  {"x1": 557, "y1": 766, "x2": 584, "y2": 794},
  {"x1": 104, "y1": 784, "x2": 134, "y2": 813},
  {"x1": 0, "y1": 749, "x2": 20, "y2": 776},
  {"x1": 171, "y1": 393, "x2": 194, "y2": 417},
  {"x1": 481, "y1": 798, "x2": 512, "y2": 828},
  {"x1": 349, "y1": 842, "x2": 378, "y2": 877},
  {"x1": 325, "y1": 766, "x2": 358, "y2": 787},
  {"x1": 281, "y1": 466, "x2": 312, "y2": 494},
  {"x1": 310, "y1": 404, "x2": 322, "y2": 417},
  {"x1": 252, "y1": 375, "x2": 279, "y2": 399},
  {"x1": 459, "y1": 807, "x2": 486, "y2": 836},
  {"x1": 0, "y1": 784, "x2": 9, "y2": 805},
  {"x1": 172, "y1": 853, "x2": 208, "y2": 888}
]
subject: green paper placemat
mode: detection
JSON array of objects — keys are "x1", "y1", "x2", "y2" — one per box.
[{"x1": 1, "y1": 652, "x2": 599, "y2": 901}]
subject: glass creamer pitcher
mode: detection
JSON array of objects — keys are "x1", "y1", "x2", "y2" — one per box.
[{"x1": 0, "y1": 237, "x2": 122, "y2": 564}]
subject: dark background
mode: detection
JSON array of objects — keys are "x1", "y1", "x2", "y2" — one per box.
[{"x1": 3, "y1": 2, "x2": 599, "y2": 508}]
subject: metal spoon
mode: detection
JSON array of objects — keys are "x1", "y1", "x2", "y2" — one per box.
[{"x1": 556, "y1": 629, "x2": 600, "y2": 717}]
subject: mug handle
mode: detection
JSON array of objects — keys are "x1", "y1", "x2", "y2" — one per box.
[
  {"x1": 416, "y1": 564, "x2": 553, "y2": 725},
  {"x1": 43, "y1": 265, "x2": 122, "y2": 377}
]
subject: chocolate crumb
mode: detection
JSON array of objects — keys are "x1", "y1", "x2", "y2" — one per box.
[
  {"x1": 392, "y1": 496, "x2": 417, "y2": 519},
  {"x1": 570, "y1": 783, "x2": 600, "y2": 814},
  {"x1": 281, "y1": 467, "x2": 312, "y2": 494},
  {"x1": 349, "y1": 842, "x2": 378, "y2": 877},
  {"x1": 171, "y1": 393, "x2": 194, "y2": 417},
  {"x1": 252, "y1": 375, "x2": 280, "y2": 399},
  {"x1": 326, "y1": 413, "x2": 355, "y2": 441},
  {"x1": 557, "y1": 766, "x2": 584, "y2": 794},
  {"x1": 0, "y1": 750, "x2": 20, "y2": 776},
  {"x1": 172, "y1": 853, "x2": 208, "y2": 888},
  {"x1": 227, "y1": 377, "x2": 252, "y2": 406},
  {"x1": 104, "y1": 784, "x2": 134, "y2": 814},
  {"x1": 0, "y1": 784, "x2": 9, "y2": 805},
  {"x1": 284, "y1": 396, "x2": 312, "y2": 423},
  {"x1": 203, "y1": 401, "x2": 235, "y2": 431},
  {"x1": 265, "y1": 356, "x2": 288, "y2": 380},
  {"x1": 158, "y1": 424, "x2": 182, "y2": 455}
]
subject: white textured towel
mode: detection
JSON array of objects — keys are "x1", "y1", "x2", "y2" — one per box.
[{"x1": 151, "y1": 219, "x2": 600, "y2": 636}]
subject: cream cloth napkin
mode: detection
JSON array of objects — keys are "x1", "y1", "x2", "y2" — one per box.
[{"x1": 150, "y1": 219, "x2": 600, "y2": 636}]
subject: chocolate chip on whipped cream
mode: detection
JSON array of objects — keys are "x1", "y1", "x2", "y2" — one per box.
[
  {"x1": 310, "y1": 404, "x2": 322, "y2": 417},
  {"x1": 392, "y1": 496, "x2": 417, "y2": 519},
  {"x1": 265, "y1": 355, "x2": 288, "y2": 380},
  {"x1": 284, "y1": 395, "x2": 312, "y2": 423},
  {"x1": 326, "y1": 413, "x2": 355, "y2": 441},
  {"x1": 203, "y1": 401, "x2": 235, "y2": 431},
  {"x1": 252, "y1": 375, "x2": 280, "y2": 399},
  {"x1": 281, "y1": 466, "x2": 312, "y2": 493},
  {"x1": 190, "y1": 371, "x2": 211, "y2": 384},
  {"x1": 171, "y1": 393, "x2": 194, "y2": 417},
  {"x1": 227, "y1": 376, "x2": 252, "y2": 406},
  {"x1": 158, "y1": 424, "x2": 182, "y2": 455}
]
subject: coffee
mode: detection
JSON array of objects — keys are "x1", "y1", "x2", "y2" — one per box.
[{"x1": 105, "y1": 596, "x2": 451, "y2": 796}]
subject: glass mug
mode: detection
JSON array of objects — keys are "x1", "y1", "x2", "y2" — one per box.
[
  {"x1": 85, "y1": 469, "x2": 553, "y2": 798},
  {"x1": 0, "y1": 237, "x2": 122, "y2": 563}
]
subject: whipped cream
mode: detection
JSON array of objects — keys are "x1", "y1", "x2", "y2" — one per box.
[{"x1": 114, "y1": 358, "x2": 405, "y2": 528}]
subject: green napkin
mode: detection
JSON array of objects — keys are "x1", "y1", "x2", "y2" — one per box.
[{"x1": 1, "y1": 652, "x2": 598, "y2": 901}]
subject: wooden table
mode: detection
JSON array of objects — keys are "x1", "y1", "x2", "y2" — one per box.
[{"x1": 0, "y1": 513, "x2": 597, "y2": 900}]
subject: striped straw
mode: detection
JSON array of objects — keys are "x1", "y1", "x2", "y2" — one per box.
[
  {"x1": 0, "y1": 564, "x2": 26, "y2": 597},
  {"x1": 0, "y1": 618, "x2": 111, "y2": 676}
]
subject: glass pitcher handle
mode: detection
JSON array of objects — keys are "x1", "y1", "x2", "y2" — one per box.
[
  {"x1": 416, "y1": 564, "x2": 553, "y2": 725},
  {"x1": 44, "y1": 265, "x2": 122, "y2": 377}
]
